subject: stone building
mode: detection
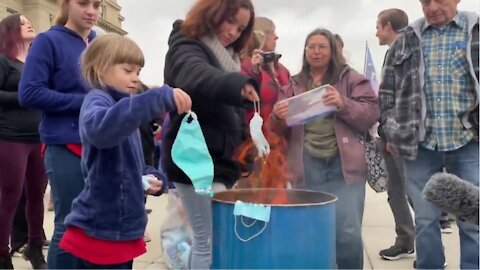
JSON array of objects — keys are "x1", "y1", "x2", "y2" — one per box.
[{"x1": 0, "y1": 0, "x2": 126, "y2": 35}]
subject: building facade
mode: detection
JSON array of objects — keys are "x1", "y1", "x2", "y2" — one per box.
[{"x1": 0, "y1": 0, "x2": 126, "y2": 35}]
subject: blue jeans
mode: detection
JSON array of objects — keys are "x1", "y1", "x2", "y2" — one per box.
[
  {"x1": 403, "y1": 140, "x2": 479, "y2": 269},
  {"x1": 303, "y1": 151, "x2": 366, "y2": 269},
  {"x1": 44, "y1": 145, "x2": 85, "y2": 269}
]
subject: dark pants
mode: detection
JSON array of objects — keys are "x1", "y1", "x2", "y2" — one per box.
[
  {"x1": 44, "y1": 145, "x2": 85, "y2": 269},
  {"x1": 378, "y1": 139, "x2": 415, "y2": 249},
  {"x1": 11, "y1": 190, "x2": 47, "y2": 252},
  {"x1": 78, "y1": 258, "x2": 133, "y2": 269},
  {"x1": 0, "y1": 140, "x2": 48, "y2": 257}
]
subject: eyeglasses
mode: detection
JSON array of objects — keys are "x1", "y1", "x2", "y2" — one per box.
[
  {"x1": 305, "y1": 44, "x2": 329, "y2": 51},
  {"x1": 420, "y1": 0, "x2": 447, "y2": 6}
]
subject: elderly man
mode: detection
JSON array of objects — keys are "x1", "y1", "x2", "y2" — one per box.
[{"x1": 379, "y1": 0, "x2": 479, "y2": 269}]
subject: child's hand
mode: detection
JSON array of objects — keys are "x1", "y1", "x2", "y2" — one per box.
[
  {"x1": 146, "y1": 177, "x2": 164, "y2": 195},
  {"x1": 173, "y1": 88, "x2": 192, "y2": 114},
  {"x1": 153, "y1": 123, "x2": 162, "y2": 135}
]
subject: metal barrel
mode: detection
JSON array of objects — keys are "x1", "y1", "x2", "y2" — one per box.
[{"x1": 211, "y1": 188, "x2": 337, "y2": 269}]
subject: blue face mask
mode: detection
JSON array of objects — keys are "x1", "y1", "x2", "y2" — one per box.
[
  {"x1": 234, "y1": 200, "x2": 271, "y2": 223},
  {"x1": 172, "y1": 111, "x2": 214, "y2": 196},
  {"x1": 233, "y1": 200, "x2": 271, "y2": 242}
]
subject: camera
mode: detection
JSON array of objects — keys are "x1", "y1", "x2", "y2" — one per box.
[{"x1": 261, "y1": 51, "x2": 276, "y2": 63}]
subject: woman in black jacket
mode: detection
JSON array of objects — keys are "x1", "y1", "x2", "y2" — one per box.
[{"x1": 162, "y1": 0, "x2": 258, "y2": 268}]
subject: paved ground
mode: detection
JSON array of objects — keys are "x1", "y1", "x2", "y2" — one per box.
[{"x1": 12, "y1": 186, "x2": 460, "y2": 269}]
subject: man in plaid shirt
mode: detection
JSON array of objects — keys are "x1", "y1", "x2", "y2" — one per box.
[{"x1": 379, "y1": 0, "x2": 479, "y2": 269}]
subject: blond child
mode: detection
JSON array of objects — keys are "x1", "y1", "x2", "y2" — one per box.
[{"x1": 59, "y1": 34, "x2": 191, "y2": 269}]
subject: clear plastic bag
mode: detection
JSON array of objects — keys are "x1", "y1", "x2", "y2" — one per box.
[
  {"x1": 160, "y1": 189, "x2": 192, "y2": 269},
  {"x1": 285, "y1": 84, "x2": 337, "y2": 126}
]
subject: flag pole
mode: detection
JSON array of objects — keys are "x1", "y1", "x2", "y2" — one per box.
[{"x1": 363, "y1": 41, "x2": 368, "y2": 75}]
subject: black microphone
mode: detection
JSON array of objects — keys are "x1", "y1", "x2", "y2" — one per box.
[{"x1": 422, "y1": 172, "x2": 479, "y2": 225}]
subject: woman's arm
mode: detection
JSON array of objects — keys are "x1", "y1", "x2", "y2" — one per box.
[
  {"x1": 19, "y1": 34, "x2": 85, "y2": 112},
  {"x1": 335, "y1": 72, "x2": 380, "y2": 133},
  {"x1": 165, "y1": 43, "x2": 257, "y2": 106}
]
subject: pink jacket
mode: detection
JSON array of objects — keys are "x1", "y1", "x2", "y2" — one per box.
[{"x1": 269, "y1": 67, "x2": 379, "y2": 185}]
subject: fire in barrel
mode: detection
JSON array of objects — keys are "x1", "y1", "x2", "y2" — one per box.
[{"x1": 211, "y1": 132, "x2": 338, "y2": 269}]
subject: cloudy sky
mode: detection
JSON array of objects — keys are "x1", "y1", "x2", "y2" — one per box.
[{"x1": 117, "y1": 0, "x2": 478, "y2": 86}]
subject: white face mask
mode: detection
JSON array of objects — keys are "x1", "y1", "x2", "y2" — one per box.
[{"x1": 249, "y1": 101, "x2": 270, "y2": 158}]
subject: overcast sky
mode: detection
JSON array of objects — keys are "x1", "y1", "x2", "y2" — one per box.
[{"x1": 117, "y1": 0, "x2": 478, "y2": 86}]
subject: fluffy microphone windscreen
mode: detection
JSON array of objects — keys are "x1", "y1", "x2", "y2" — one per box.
[{"x1": 423, "y1": 172, "x2": 479, "y2": 225}]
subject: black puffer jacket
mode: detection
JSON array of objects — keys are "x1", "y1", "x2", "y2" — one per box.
[{"x1": 162, "y1": 20, "x2": 258, "y2": 188}]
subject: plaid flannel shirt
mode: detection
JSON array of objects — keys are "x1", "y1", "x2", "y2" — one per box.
[
  {"x1": 421, "y1": 14, "x2": 475, "y2": 151},
  {"x1": 379, "y1": 11, "x2": 479, "y2": 160}
]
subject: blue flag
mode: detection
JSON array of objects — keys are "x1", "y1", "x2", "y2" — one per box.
[{"x1": 364, "y1": 45, "x2": 379, "y2": 94}]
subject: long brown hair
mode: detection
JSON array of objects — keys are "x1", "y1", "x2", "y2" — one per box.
[
  {"x1": 0, "y1": 14, "x2": 23, "y2": 60},
  {"x1": 299, "y1": 28, "x2": 347, "y2": 86},
  {"x1": 54, "y1": 0, "x2": 69, "y2": 25},
  {"x1": 182, "y1": 0, "x2": 255, "y2": 52},
  {"x1": 240, "y1": 30, "x2": 264, "y2": 60}
]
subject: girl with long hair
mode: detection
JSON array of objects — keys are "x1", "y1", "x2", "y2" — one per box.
[
  {"x1": 162, "y1": 0, "x2": 259, "y2": 268},
  {"x1": 19, "y1": 0, "x2": 101, "y2": 268}
]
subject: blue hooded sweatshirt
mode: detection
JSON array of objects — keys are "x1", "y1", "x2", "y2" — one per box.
[
  {"x1": 19, "y1": 25, "x2": 96, "y2": 144},
  {"x1": 65, "y1": 85, "x2": 174, "y2": 241}
]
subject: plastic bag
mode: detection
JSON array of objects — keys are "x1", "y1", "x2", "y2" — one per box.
[
  {"x1": 161, "y1": 189, "x2": 192, "y2": 269},
  {"x1": 285, "y1": 84, "x2": 337, "y2": 126}
]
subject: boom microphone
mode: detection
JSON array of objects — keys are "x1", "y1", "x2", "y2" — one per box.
[{"x1": 422, "y1": 172, "x2": 479, "y2": 225}]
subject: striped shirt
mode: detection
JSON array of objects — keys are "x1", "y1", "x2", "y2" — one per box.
[{"x1": 421, "y1": 14, "x2": 475, "y2": 151}]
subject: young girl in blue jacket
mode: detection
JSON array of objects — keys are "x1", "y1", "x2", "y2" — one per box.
[{"x1": 59, "y1": 34, "x2": 191, "y2": 269}]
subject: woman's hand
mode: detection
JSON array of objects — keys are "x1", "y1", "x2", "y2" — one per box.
[
  {"x1": 273, "y1": 100, "x2": 289, "y2": 120},
  {"x1": 251, "y1": 49, "x2": 264, "y2": 74},
  {"x1": 173, "y1": 88, "x2": 192, "y2": 114},
  {"x1": 386, "y1": 143, "x2": 396, "y2": 155},
  {"x1": 323, "y1": 85, "x2": 344, "y2": 109},
  {"x1": 241, "y1": 84, "x2": 260, "y2": 102}
]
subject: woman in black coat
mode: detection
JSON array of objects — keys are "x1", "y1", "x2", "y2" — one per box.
[{"x1": 162, "y1": 0, "x2": 259, "y2": 268}]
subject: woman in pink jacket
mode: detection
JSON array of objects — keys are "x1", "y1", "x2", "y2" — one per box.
[{"x1": 270, "y1": 28, "x2": 379, "y2": 269}]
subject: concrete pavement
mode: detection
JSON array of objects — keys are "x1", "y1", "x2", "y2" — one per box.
[{"x1": 12, "y1": 186, "x2": 461, "y2": 269}]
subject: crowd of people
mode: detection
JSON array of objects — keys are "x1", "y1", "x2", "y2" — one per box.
[{"x1": 0, "y1": 0, "x2": 478, "y2": 269}]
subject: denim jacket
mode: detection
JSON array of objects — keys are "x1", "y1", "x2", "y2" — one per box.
[
  {"x1": 64, "y1": 86, "x2": 173, "y2": 241},
  {"x1": 379, "y1": 11, "x2": 479, "y2": 160}
]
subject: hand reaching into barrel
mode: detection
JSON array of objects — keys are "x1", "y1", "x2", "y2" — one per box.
[{"x1": 241, "y1": 84, "x2": 260, "y2": 102}]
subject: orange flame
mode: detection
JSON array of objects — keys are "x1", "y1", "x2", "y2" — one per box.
[{"x1": 235, "y1": 130, "x2": 291, "y2": 204}]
